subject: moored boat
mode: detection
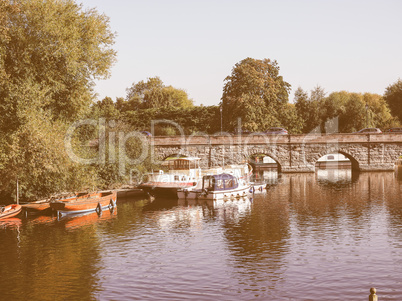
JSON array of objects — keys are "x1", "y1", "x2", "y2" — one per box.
[
  {"x1": 22, "y1": 192, "x2": 99, "y2": 215},
  {"x1": 50, "y1": 191, "x2": 117, "y2": 217},
  {"x1": 21, "y1": 199, "x2": 53, "y2": 215},
  {"x1": 0, "y1": 204, "x2": 22, "y2": 220},
  {"x1": 178, "y1": 173, "x2": 251, "y2": 201},
  {"x1": 138, "y1": 157, "x2": 201, "y2": 198}
]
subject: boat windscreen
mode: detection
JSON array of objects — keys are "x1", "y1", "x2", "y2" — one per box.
[{"x1": 203, "y1": 174, "x2": 239, "y2": 191}]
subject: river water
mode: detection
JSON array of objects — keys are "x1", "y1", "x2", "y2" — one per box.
[{"x1": 1, "y1": 170, "x2": 402, "y2": 300}]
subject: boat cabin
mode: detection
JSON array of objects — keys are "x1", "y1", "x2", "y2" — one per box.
[
  {"x1": 203, "y1": 174, "x2": 239, "y2": 191},
  {"x1": 162, "y1": 157, "x2": 201, "y2": 170}
]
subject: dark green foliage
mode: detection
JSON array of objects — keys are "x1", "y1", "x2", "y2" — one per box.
[
  {"x1": 384, "y1": 79, "x2": 402, "y2": 123},
  {"x1": 121, "y1": 106, "x2": 221, "y2": 135},
  {"x1": 295, "y1": 88, "x2": 398, "y2": 134},
  {"x1": 0, "y1": 0, "x2": 117, "y2": 200},
  {"x1": 125, "y1": 77, "x2": 194, "y2": 110},
  {"x1": 221, "y1": 57, "x2": 296, "y2": 132}
]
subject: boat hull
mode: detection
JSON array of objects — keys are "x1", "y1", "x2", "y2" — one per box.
[
  {"x1": 22, "y1": 202, "x2": 51, "y2": 214},
  {"x1": 178, "y1": 185, "x2": 252, "y2": 201},
  {"x1": 0, "y1": 204, "x2": 22, "y2": 220},
  {"x1": 50, "y1": 191, "x2": 117, "y2": 216},
  {"x1": 138, "y1": 182, "x2": 196, "y2": 198},
  {"x1": 22, "y1": 192, "x2": 99, "y2": 215}
]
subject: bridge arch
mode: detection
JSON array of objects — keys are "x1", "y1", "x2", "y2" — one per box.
[
  {"x1": 313, "y1": 150, "x2": 359, "y2": 171},
  {"x1": 247, "y1": 149, "x2": 283, "y2": 172}
]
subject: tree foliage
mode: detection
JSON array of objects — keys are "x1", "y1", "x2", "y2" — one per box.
[
  {"x1": 384, "y1": 79, "x2": 402, "y2": 123},
  {"x1": 221, "y1": 57, "x2": 293, "y2": 131},
  {"x1": 122, "y1": 106, "x2": 221, "y2": 135},
  {"x1": 294, "y1": 87, "x2": 322, "y2": 133},
  {"x1": 0, "y1": 0, "x2": 116, "y2": 128},
  {"x1": 295, "y1": 88, "x2": 398, "y2": 133},
  {"x1": 125, "y1": 77, "x2": 194, "y2": 110},
  {"x1": 0, "y1": 0, "x2": 117, "y2": 200}
]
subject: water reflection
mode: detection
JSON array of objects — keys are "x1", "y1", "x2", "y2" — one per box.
[
  {"x1": 316, "y1": 167, "x2": 352, "y2": 183},
  {"x1": 2, "y1": 171, "x2": 402, "y2": 300},
  {"x1": 0, "y1": 217, "x2": 22, "y2": 230}
]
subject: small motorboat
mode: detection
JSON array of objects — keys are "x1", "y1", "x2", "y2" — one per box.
[
  {"x1": 50, "y1": 191, "x2": 117, "y2": 217},
  {"x1": 178, "y1": 173, "x2": 251, "y2": 201},
  {"x1": 0, "y1": 204, "x2": 22, "y2": 220}
]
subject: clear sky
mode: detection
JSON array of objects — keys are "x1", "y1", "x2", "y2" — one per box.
[{"x1": 79, "y1": 0, "x2": 402, "y2": 106}]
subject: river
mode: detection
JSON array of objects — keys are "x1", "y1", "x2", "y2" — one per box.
[{"x1": 1, "y1": 170, "x2": 402, "y2": 300}]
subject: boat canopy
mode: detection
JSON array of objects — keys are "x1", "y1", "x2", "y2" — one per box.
[{"x1": 202, "y1": 173, "x2": 239, "y2": 191}]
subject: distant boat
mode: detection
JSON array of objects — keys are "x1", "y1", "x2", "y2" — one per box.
[
  {"x1": 316, "y1": 154, "x2": 351, "y2": 168},
  {"x1": 50, "y1": 191, "x2": 117, "y2": 217},
  {"x1": 0, "y1": 204, "x2": 22, "y2": 220},
  {"x1": 178, "y1": 173, "x2": 251, "y2": 201}
]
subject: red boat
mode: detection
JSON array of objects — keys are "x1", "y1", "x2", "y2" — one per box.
[
  {"x1": 0, "y1": 204, "x2": 22, "y2": 220},
  {"x1": 50, "y1": 191, "x2": 117, "y2": 217}
]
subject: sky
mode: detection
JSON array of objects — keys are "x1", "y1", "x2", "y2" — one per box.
[{"x1": 79, "y1": 0, "x2": 402, "y2": 106}]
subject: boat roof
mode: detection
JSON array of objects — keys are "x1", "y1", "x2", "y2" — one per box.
[{"x1": 204, "y1": 173, "x2": 236, "y2": 180}]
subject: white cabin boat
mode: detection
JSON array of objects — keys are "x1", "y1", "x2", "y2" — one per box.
[{"x1": 138, "y1": 157, "x2": 201, "y2": 197}]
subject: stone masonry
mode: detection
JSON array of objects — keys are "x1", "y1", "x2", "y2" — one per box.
[{"x1": 148, "y1": 133, "x2": 402, "y2": 172}]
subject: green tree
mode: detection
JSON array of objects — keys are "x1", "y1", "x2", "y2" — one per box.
[
  {"x1": 336, "y1": 92, "x2": 395, "y2": 132},
  {"x1": 221, "y1": 57, "x2": 291, "y2": 132},
  {"x1": 338, "y1": 93, "x2": 366, "y2": 132},
  {"x1": 384, "y1": 79, "x2": 402, "y2": 123},
  {"x1": 363, "y1": 93, "x2": 397, "y2": 130},
  {"x1": 294, "y1": 87, "x2": 322, "y2": 133},
  {"x1": 0, "y1": 0, "x2": 116, "y2": 128},
  {"x1": 92, "y1": 96, "x2": 120, "y2": 120},
  {"x1": 125, "y1": 77, "x2": 194, "y2": 110},
  {"x1": 278, "y1": 103, "x2": 303, "y2": 134},
  {"x1": 0, "y1": 0, "x2": 116, "y2": 199}
]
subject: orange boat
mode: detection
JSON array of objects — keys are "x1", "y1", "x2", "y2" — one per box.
[
  {"x1": 22, "y1": 192, "x2": 98, "y2": 215},
  {"x1": 50, "y1": 191, "x2": 117, "y2": 217},
  {"x1": 0, "y1": 204, "x2": 22, "y2": 220}
]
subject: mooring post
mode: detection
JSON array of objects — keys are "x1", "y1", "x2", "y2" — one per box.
[{"x1": 369, "y1": 287, "x2": 378, "y2": 301}]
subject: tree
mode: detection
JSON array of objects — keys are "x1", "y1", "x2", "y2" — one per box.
[
  {"x1": 294, "y1": 86, "x2": 322, "y2": 133},
  {"x1": 0, "y1": 0, "x2": 116, "y2": 128},
  {"x1": 338, "y1": 93, "x2": 366, "y2": 132},
  {"x1": 221, "y1": 57, "x2": 291, "y2": 131},
  {"x1": 384, "y1": 79, "x2": 402, "y2": 123},
  {"x1": 125, "y1": 77, "x2": 194, "y2": 110},
  {"x1": 363, "y1": 93, "x2": 397, "y2": 129},
  {"x1": 92, "y1": 96, "x2": 120, "y2": 120},
  {"x1": 335, "y1": 92, "x2": 395, "y2": 132},
  {"x1": 0, "y1": 0, "x2": 117, "y2": 199}
]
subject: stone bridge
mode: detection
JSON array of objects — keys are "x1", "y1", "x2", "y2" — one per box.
[{"x1": 149, "y1": 133, "x2": 402, "y2": 172}]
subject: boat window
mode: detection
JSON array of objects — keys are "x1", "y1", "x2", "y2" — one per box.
[
  {"x1": 174, "y1": 175, "x2": 179, "y2": 181},
  {"x1": 216, "y1": 179, "x2": 223, "y2": 189},
  {"x1": 327, "y1": 155, "x2": 335, "y2": 160},
  {"x1": 174, "y1": 160, "x2": 189, "y2": 170},
  {"x1": 224, "y1": 178, "x2": 234, "y2": 189},
  {"x1": 203, "y1": 176, "x2": 214, "y2": 190}
]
